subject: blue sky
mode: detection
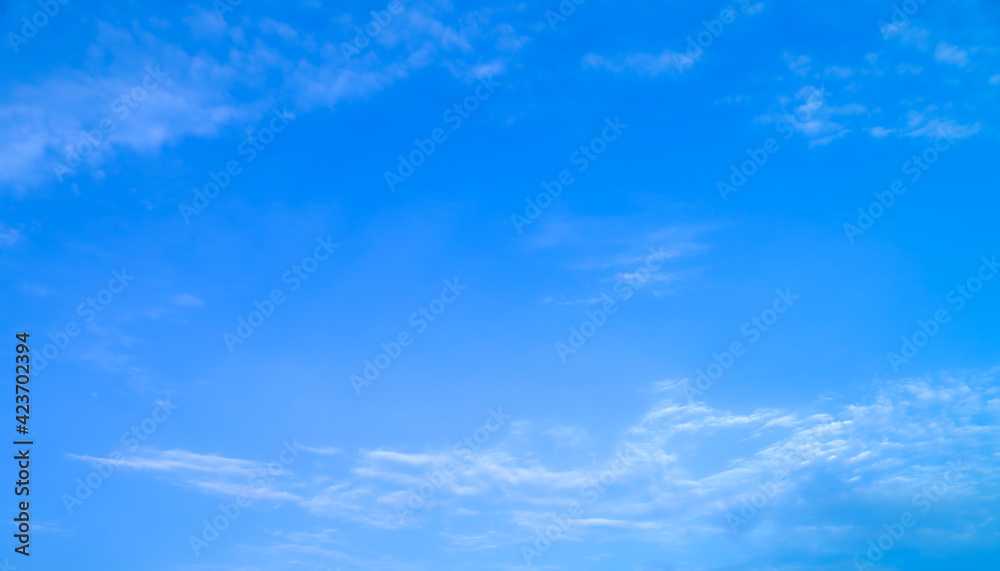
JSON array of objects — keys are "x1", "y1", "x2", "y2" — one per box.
[{"x1": 2, "y1": 0, "x2": 999, "y2": 569}]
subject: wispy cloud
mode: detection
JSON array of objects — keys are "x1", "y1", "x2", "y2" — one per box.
[
  {"x1": 69, "y1": 448, "x2": 263, "y2": 475},
  {"x1": 934, "y1": 41, "x2": 970, "y2": 68},
  {"x1": 583, "y1": 50, "x2": 696, "y2": 78},
  {"x1": 172, "y1": 293, "x2": 204, "y2": 308},
  {"x1": 0, "y1": 223, "x2": 21, "y2": 247},
  {"x1": 0, "y1": 4, "x2": 520, "y2": 191},
  {"x1": 84, "y1": 369, "x2": 1000, "y2": 559}
]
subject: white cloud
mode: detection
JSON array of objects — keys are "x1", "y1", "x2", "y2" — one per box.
[
  {"x1": 759, "y1": 86, "x2": 865, "y2": 146},
  {"x1": 0, "y1": 4, "x2": 517, "y2": 191},
  {"x1": 68, "y1": 448, "x2": 263, "y2": 475},
  {"x1": 809, "y1": 128, "x2": 850, "y2": 147},
  {"x1": 542, "y1": 425, "x2": 589, "y2": 448},
  {"x1": 296, "y1": 444, "x2": 343, "y2": 455},
  {"x1": 901, "y1": 108, "x2": 981, "y2": 139},
  {"x1": 934, "y1": 41, "x2": 970, "y2": 67},
  {"x1": 90, "y1": 368, "x2": 1000, "y2": 560},
  {"x1": 583, "y1": 50, "x2": 696, "y2": 78},
  {"x1": 884, "y1": 22, "x2": 931, "y2": 48},
  {"x1": 825, "y1": 65, "x2": 854, "y2": 79},
  {"x1": 258, "y1": 18, "x2": 302, "y2": 42},
  {"x1": 869, "y1": 126, "x2": 897, "y2": 138},
  {"x1": 784, "y1": 52, "x2": 812, "y2": 76},
  {"x1": 183, "y1": 6, "x2": 228, "y2": 38},
  {"x1": 0, "y1": 223, "x2": 21, "y2": 247},
  {"x1": 172, "y1": 293, "x2": 204, "y2": 307}
]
